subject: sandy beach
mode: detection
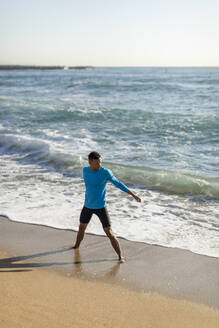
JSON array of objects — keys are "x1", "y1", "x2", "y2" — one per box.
[{"x1": 1, "y1": 215, "x2": 219, "y2": 327}]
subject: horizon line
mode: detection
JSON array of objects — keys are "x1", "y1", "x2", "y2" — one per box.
[{"x1": 1, "y1": 64, "x2": 219, "y2": 69}]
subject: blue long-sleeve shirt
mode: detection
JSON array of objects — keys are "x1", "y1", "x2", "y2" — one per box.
[{"x1": 83, "y1": 166, "x2": 130, "y2": 209}]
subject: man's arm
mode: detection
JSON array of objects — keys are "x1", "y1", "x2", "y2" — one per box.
[{"x1": 107, "y1": 170, "x2": 141, "y2": 203}]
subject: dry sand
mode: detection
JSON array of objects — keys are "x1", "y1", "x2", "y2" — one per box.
[
  {"x1": 1, "y1": 216, "x2": 219, "y2": 327},
  {"x1": 1, "y1": 249, "x2": 219, "y2": 328}
]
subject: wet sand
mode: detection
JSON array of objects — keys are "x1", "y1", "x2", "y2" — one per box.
[{"x1": 1, "y1": 215, "x2": 219, "y2": 327}]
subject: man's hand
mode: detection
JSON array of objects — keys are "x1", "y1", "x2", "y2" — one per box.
[
  {"x1": 128, "y1": 191, "x2": 141, "y2": 203},
  {"x1": 133, "y1": 194, "x2": 141, "y2": 202}
]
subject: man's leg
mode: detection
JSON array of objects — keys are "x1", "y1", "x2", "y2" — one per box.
[
  {"x1": 104, "y1": 227, "x2": 125, "y2": 263},
  {"x1": 73, "y1": 223, "x2": 88, "y2": 249}
]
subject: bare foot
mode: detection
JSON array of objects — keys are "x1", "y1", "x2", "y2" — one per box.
[
  {"x1": 119, "y1": 256, "x2": 125, "y2": 263},
  {"x1": 71, "y1": 245, "x2": 79, "y2": 249}
]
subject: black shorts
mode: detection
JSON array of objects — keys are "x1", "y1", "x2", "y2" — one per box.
[{"x1": 80, "y1": 206, "x2": 111, "y2": 228}]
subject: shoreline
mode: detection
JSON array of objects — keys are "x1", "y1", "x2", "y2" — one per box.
[
  {"x1": 0, "y1": 215, "x2": 219, "y2": 308},
  {"x1": 1, "y1": 214, "x2": 218, "y2": 260}
]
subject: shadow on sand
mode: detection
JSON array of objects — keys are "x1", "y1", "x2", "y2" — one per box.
[{"x1": 0, "y1": 247, "x2": 120, "y2": 273}]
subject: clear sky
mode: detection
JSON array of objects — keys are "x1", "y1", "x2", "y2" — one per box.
[{"x1": 1, "y1": 0, "x2": 219, "y2": 66}]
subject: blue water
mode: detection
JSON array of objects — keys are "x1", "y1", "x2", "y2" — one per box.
[{"x1": 0, "y1": 67, "x2": 219, "y2": 257}]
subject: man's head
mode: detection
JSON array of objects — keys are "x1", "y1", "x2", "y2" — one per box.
[{"x1": 88, "y1": 151, "x2": 102, "y2": 171}]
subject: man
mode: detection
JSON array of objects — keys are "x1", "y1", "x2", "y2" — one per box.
[{"x1": 73, "y1": 151, "x2": 141, "y2": 262}]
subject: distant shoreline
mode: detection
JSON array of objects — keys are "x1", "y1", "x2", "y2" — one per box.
[{"x1": 0, "y1": 65, "x2": 92, "y2": 70}]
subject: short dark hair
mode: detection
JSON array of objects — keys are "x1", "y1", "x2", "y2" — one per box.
[{"x1": 88, "y1": 151, "x2": 101, "y2": 160}]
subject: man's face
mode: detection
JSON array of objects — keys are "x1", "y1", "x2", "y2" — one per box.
[{"x1": 89, "y1": 157, "x2": 102, "y2": 171}]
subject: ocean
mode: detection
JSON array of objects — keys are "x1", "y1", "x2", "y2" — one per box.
[{"x1": 0, "y1": 66, "x2": 218, "y2": 258}]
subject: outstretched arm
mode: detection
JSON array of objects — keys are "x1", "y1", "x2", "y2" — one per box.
[
  {"x1": 128, "y1": 190, "x2": 141, "y2": 202},
  {"x1": 107, "y1": 170, "x2": 141, "y2": 203}
]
